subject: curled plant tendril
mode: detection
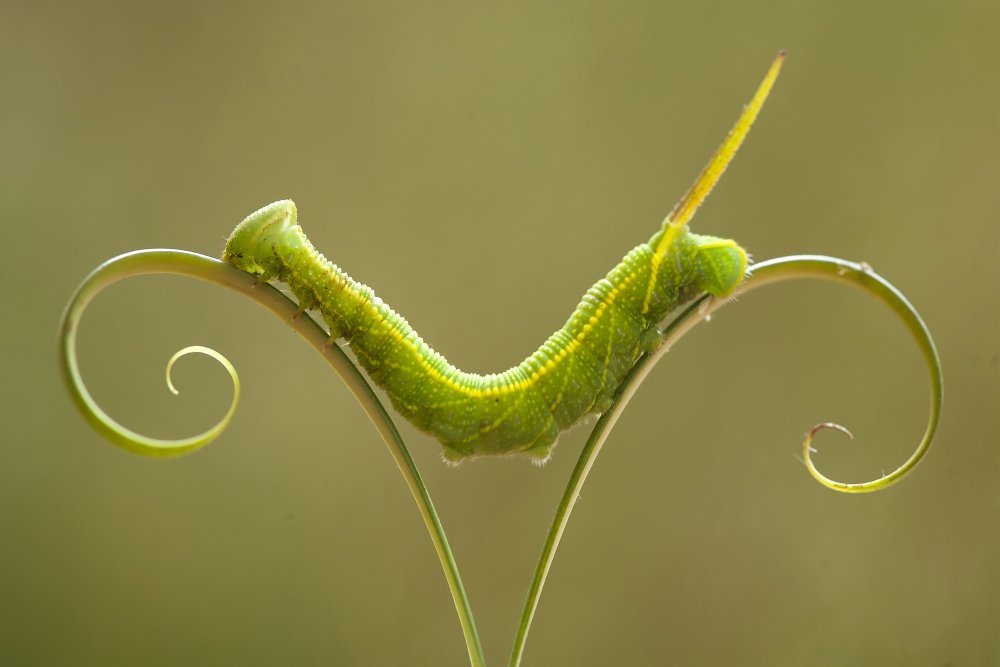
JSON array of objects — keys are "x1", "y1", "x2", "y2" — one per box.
[
  {"x1": 804, "y1": 421, "x2": 892, "y2": 494},
  {"x1": 636, "y1": 256, "x2": 941, "y2": 495},
  {"x1": 741, "y1": 256, "x2": 942, "y2": 494},
  {"x1": 806, "y1": 421, "x2": 854, "y2": 451},
  {"x1": 61, "y1": 253, "x2": 940, "y2": 667},
  {"x1": 58, "y1": 249, "x2": 487, "y2": 666},
  {"x1": 165, "y1": 345, "x2": 237, "y2": 398},
  {"x1": 59, "y1": 256, "x2": 241, "y2": 457},
  {"x1": 166, "y1": 344, "x2": 239, "y2": 414},
  {"x1": 625, "y1": 254, "x2": 942, "y2": 494},
  {"x1": 803, "y1": 422, "x2": 854, "y2": 485},
  {"x1": 510, "y1": 255, "x2": 942, "y2": 666}
]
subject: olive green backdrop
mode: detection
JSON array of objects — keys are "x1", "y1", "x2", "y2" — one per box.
[{"x1": 2, "y1": 2, "x2": 997, "y2": 665}]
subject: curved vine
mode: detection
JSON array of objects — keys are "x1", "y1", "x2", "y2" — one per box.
[
  {"x1": 60, "y1": 254, "x2": 241, "y2": 457},
  {"x1": 743, "y1": 255, "x2": 941, "y2": 493},
  {"x1": 58, "y1": 248, "x2": 486, "y2": 667},
  {"x1": 60, "y1": 251, "x2": 940, "y2": 667},
  {"x1": 509, "y1": 254, "x2": 942, "y2": 666}
]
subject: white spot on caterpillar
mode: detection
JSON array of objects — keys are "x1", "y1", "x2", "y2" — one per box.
[
  {"x1": 530, "y1": 453, "x2": 552, "y2": 467},
  {"x1": 440, "y1": 451, "x2": 464, "y2": 468}
]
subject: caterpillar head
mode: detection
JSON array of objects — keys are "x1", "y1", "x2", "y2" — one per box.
[
  {"x1": 223, "y1": 200, "x2": 298, "y2": 276},
  {"x1": 691, "y1": 234, "x2": 748, "y2": 298}
]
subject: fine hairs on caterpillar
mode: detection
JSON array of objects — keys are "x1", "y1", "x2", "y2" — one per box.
[{"x1": 223, "y1": 54, "x2": 784, "y2": 464}]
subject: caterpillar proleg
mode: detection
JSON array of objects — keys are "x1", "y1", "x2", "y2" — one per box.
[{"x1": 223, "y1": 53, "x2": 784, "y2": 463}]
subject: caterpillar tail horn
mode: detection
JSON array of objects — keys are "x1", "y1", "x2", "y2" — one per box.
[{"x1": 654, "y1": 50, "x2": 785, "y2": 258}]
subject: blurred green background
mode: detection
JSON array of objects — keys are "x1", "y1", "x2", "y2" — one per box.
[{"x1": 2, "y1": 2, "x2": 997, "y2": 665}]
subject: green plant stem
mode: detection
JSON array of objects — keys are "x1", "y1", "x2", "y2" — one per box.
[
  {"x1": 62, "y1": 250, "x2": 942, "y2": 667},
  {"x1": 508, "y1": 254, "x2": 942, "y2": 666},
  {"x1": 59, "y1": 249, "x2": 486, "y2": 667}
]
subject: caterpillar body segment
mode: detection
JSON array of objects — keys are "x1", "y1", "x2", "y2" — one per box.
[
  {"x1": 222, "y1": 54, "x2": 782, "y2": 462},
  {"x1": 223, "y1": 203, "x2": 746, "y2": 462}
]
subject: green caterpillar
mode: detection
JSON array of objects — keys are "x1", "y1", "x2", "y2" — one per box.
[{"x1": 223, "y1": 54, "x2": 784, "y2": 464}]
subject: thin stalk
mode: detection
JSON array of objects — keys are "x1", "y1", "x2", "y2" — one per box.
[
  {"x1": 509, "y1": 254, "x2": 941, "y2": 666},
  {"x1": 59, "y1": 249, "x2": 486, "y2": 667}
]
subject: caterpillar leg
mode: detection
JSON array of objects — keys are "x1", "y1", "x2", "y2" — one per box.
[
  {"x1": 523, "y1": 423, "x2": 560, "y2": 466},
  {"x1": 440, "y1": 442, "x2": 477, "y2": 466}
]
